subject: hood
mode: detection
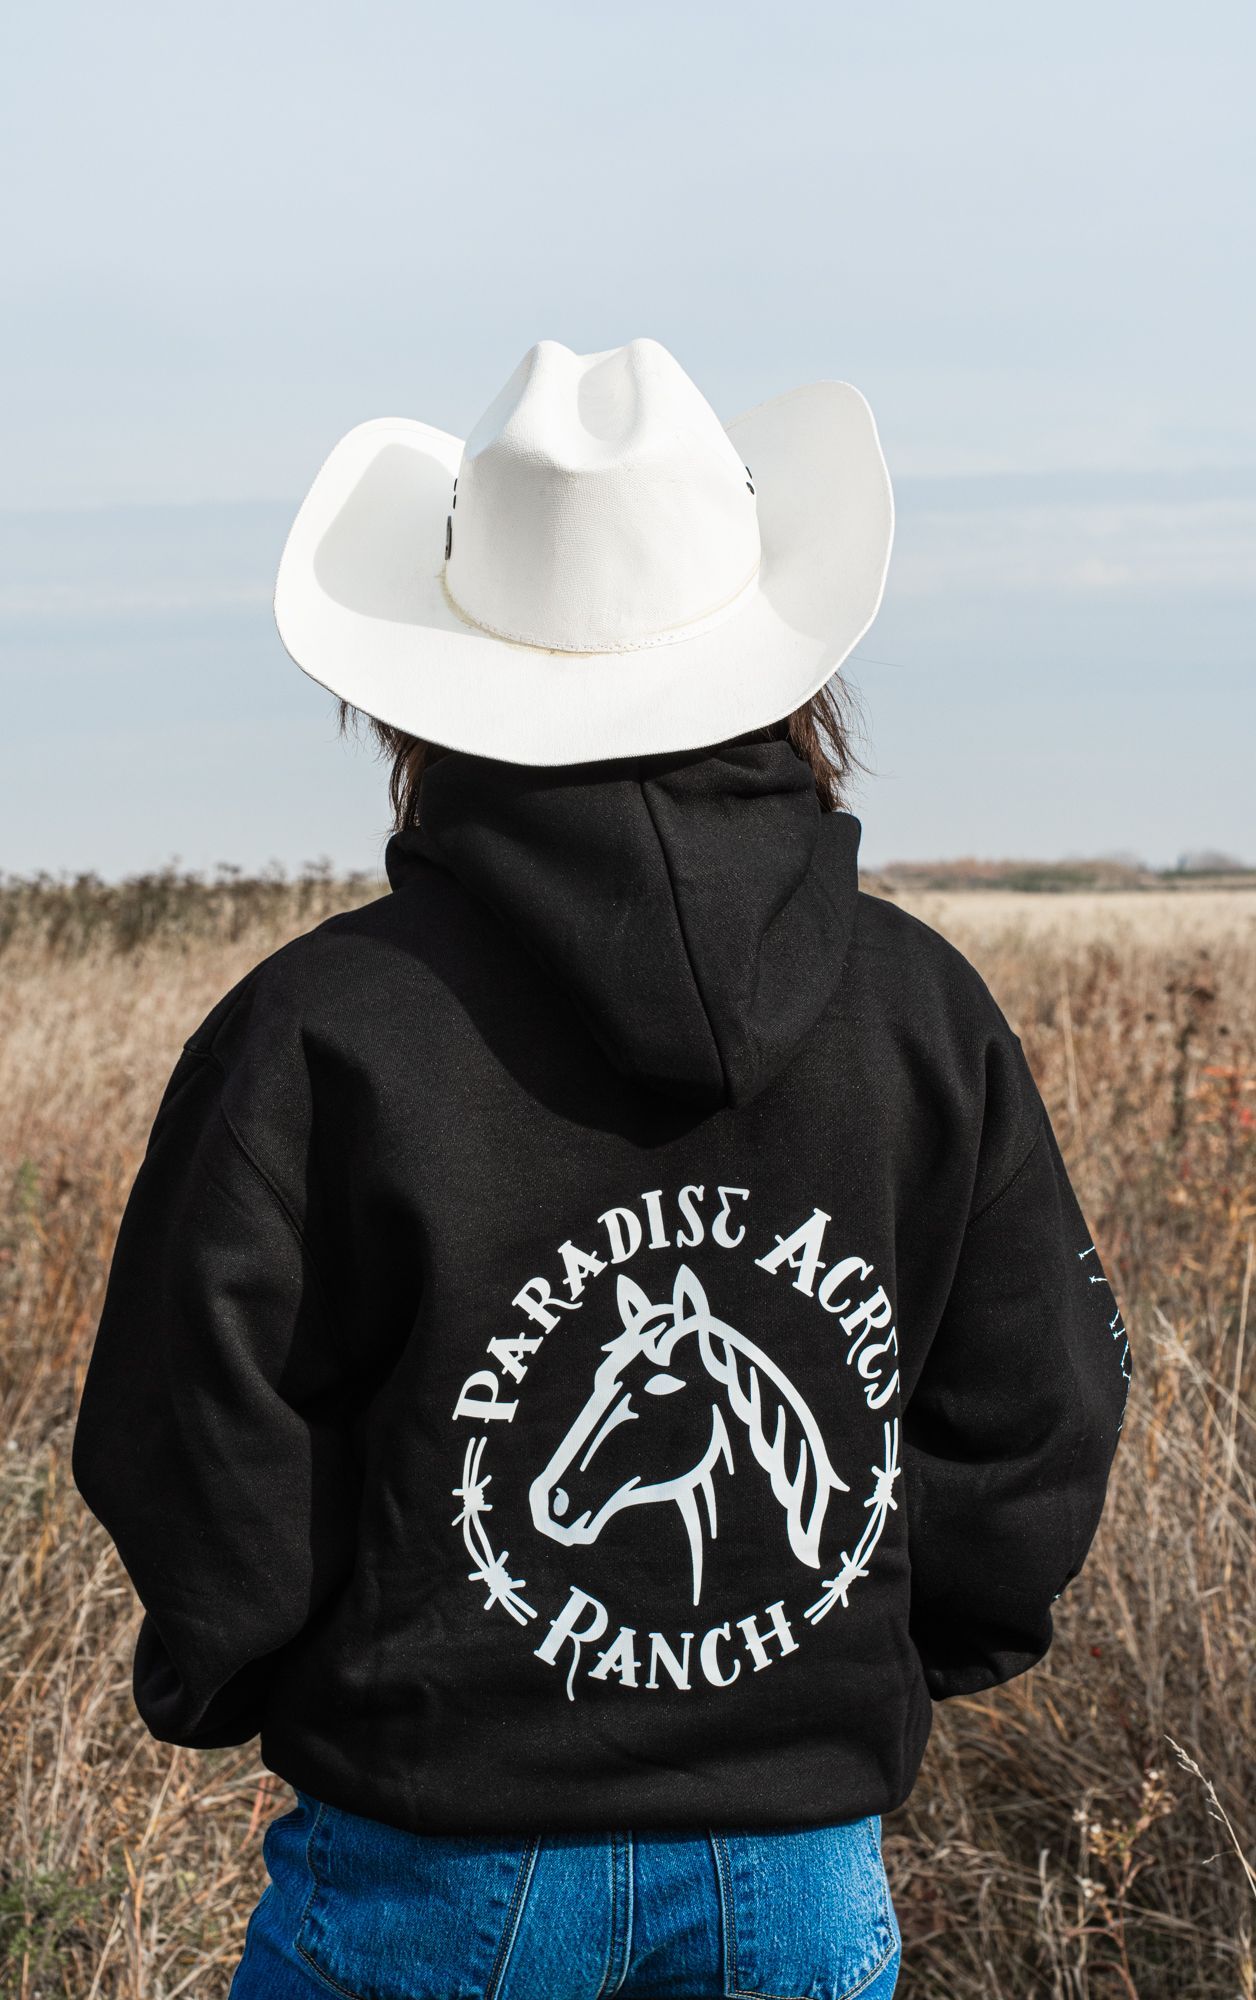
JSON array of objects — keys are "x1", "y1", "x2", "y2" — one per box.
[{"x1": 383, "y1": 732, "x2": 862, "y2": 1112}]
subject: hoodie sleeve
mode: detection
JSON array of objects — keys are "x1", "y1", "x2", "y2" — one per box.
[
  {"x1": 902, "y1": 1079, "x2": 1133, "y2": 1702},
  {"x1": 71, "y1": 1031, "x2": 359, "y2": 1748}
]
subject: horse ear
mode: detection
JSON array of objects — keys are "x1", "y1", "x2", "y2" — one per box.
[
  {"x1": 615, "y1": 1273, "x2": 656, "y2": 1334},
  {"x1": 672, "y1": 1263, "x2": 711, "y2": 1328}
]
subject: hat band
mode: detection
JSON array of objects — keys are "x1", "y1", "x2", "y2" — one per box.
[{"x1": 441, "y1": 557, "x2": 762, "y2": 657}]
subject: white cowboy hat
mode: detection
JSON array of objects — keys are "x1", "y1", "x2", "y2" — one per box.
[{"x1": 274, "y1": 338, "x2": 893, "y2": 766}]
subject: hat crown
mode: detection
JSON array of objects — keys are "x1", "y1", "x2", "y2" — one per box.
[{"x1": 446, "y1": 339, "x2": 761, "y2": 653}]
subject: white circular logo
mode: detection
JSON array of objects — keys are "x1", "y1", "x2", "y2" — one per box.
[{"x1": 450, "y1": 1182, "x2": 902, "y2": 1701}]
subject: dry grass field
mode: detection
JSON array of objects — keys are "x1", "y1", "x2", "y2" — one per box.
[{"x1": 1, "y1": 867, "x2": 1253, "y2": 1997}]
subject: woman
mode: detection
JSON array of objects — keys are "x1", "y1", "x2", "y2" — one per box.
[{"x1": 72, "y1": 339, "x2": 1131, "y2": 2000}]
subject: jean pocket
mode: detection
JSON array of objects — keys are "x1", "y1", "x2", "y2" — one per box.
[
  {"x1": 712, "y1": 1815, "x2": 900, "y2": 2000},
  {"x1": 290, "y1": 1794, "x2": 539, "y2": 2000}
]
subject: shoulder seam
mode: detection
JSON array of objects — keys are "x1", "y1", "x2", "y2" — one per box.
[
  {"x1": 186, "y1": 1043, "x2": 349, "y2": 1361},
  {"x1": 967, "y1": 1110, "x2": 1048, "y2": 1228}
]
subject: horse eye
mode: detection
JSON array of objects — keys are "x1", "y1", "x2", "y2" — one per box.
[{"x1": 643, "y1": 1372, "x2": 685, "y2": 1396}]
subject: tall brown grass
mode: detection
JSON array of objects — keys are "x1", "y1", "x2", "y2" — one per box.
[{"x1": 1, "y1": 869, "x2": 1252, "y2": 1997}]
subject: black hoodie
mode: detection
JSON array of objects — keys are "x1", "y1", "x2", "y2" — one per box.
[{"x1": 71, "y1": 733, "x2": 1132, "y2": 1835}]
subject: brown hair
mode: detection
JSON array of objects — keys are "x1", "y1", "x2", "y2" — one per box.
[{"x1": 335, "y1": 676, "x2": 866, "y2": 832}]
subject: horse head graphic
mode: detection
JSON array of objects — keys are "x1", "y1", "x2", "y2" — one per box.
[{"x1": 528, "y1": 1263, "x2": 848, "y2": 1605}]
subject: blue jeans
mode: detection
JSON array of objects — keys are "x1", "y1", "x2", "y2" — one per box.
[{"x1": 228, "y1": 1789, "x2": 901, "y2": 2000}]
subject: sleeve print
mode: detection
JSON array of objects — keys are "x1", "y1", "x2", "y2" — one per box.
[
  {"x1": 902, "y1": 1112, "x2": 1133, "y2": 1702},
  {"x1": 1074, "y1": 1238, "x2": 1133, "y2": 1443},
  {"x1": 1044, "y1": 1113, "x2": 1132, "y2": 1602}
]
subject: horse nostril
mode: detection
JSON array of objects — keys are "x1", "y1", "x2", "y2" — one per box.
[{"x1": 552, "y1": 1486, "x2": 569, "y2": 1518}]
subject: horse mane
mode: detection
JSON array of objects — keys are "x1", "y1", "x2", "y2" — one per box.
[{"x1": 615, "y1": 1265, "x2": 848, "y2": 1570}]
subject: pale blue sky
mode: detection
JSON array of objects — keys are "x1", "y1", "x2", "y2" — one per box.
[{"x1": 2, "y1": 0, "x2": 1252, "y2": 876}]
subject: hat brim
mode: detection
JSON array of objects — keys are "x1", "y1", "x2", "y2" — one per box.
[{"x1": 273, "y1": 380, "x2": 893, "y2": 765}]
